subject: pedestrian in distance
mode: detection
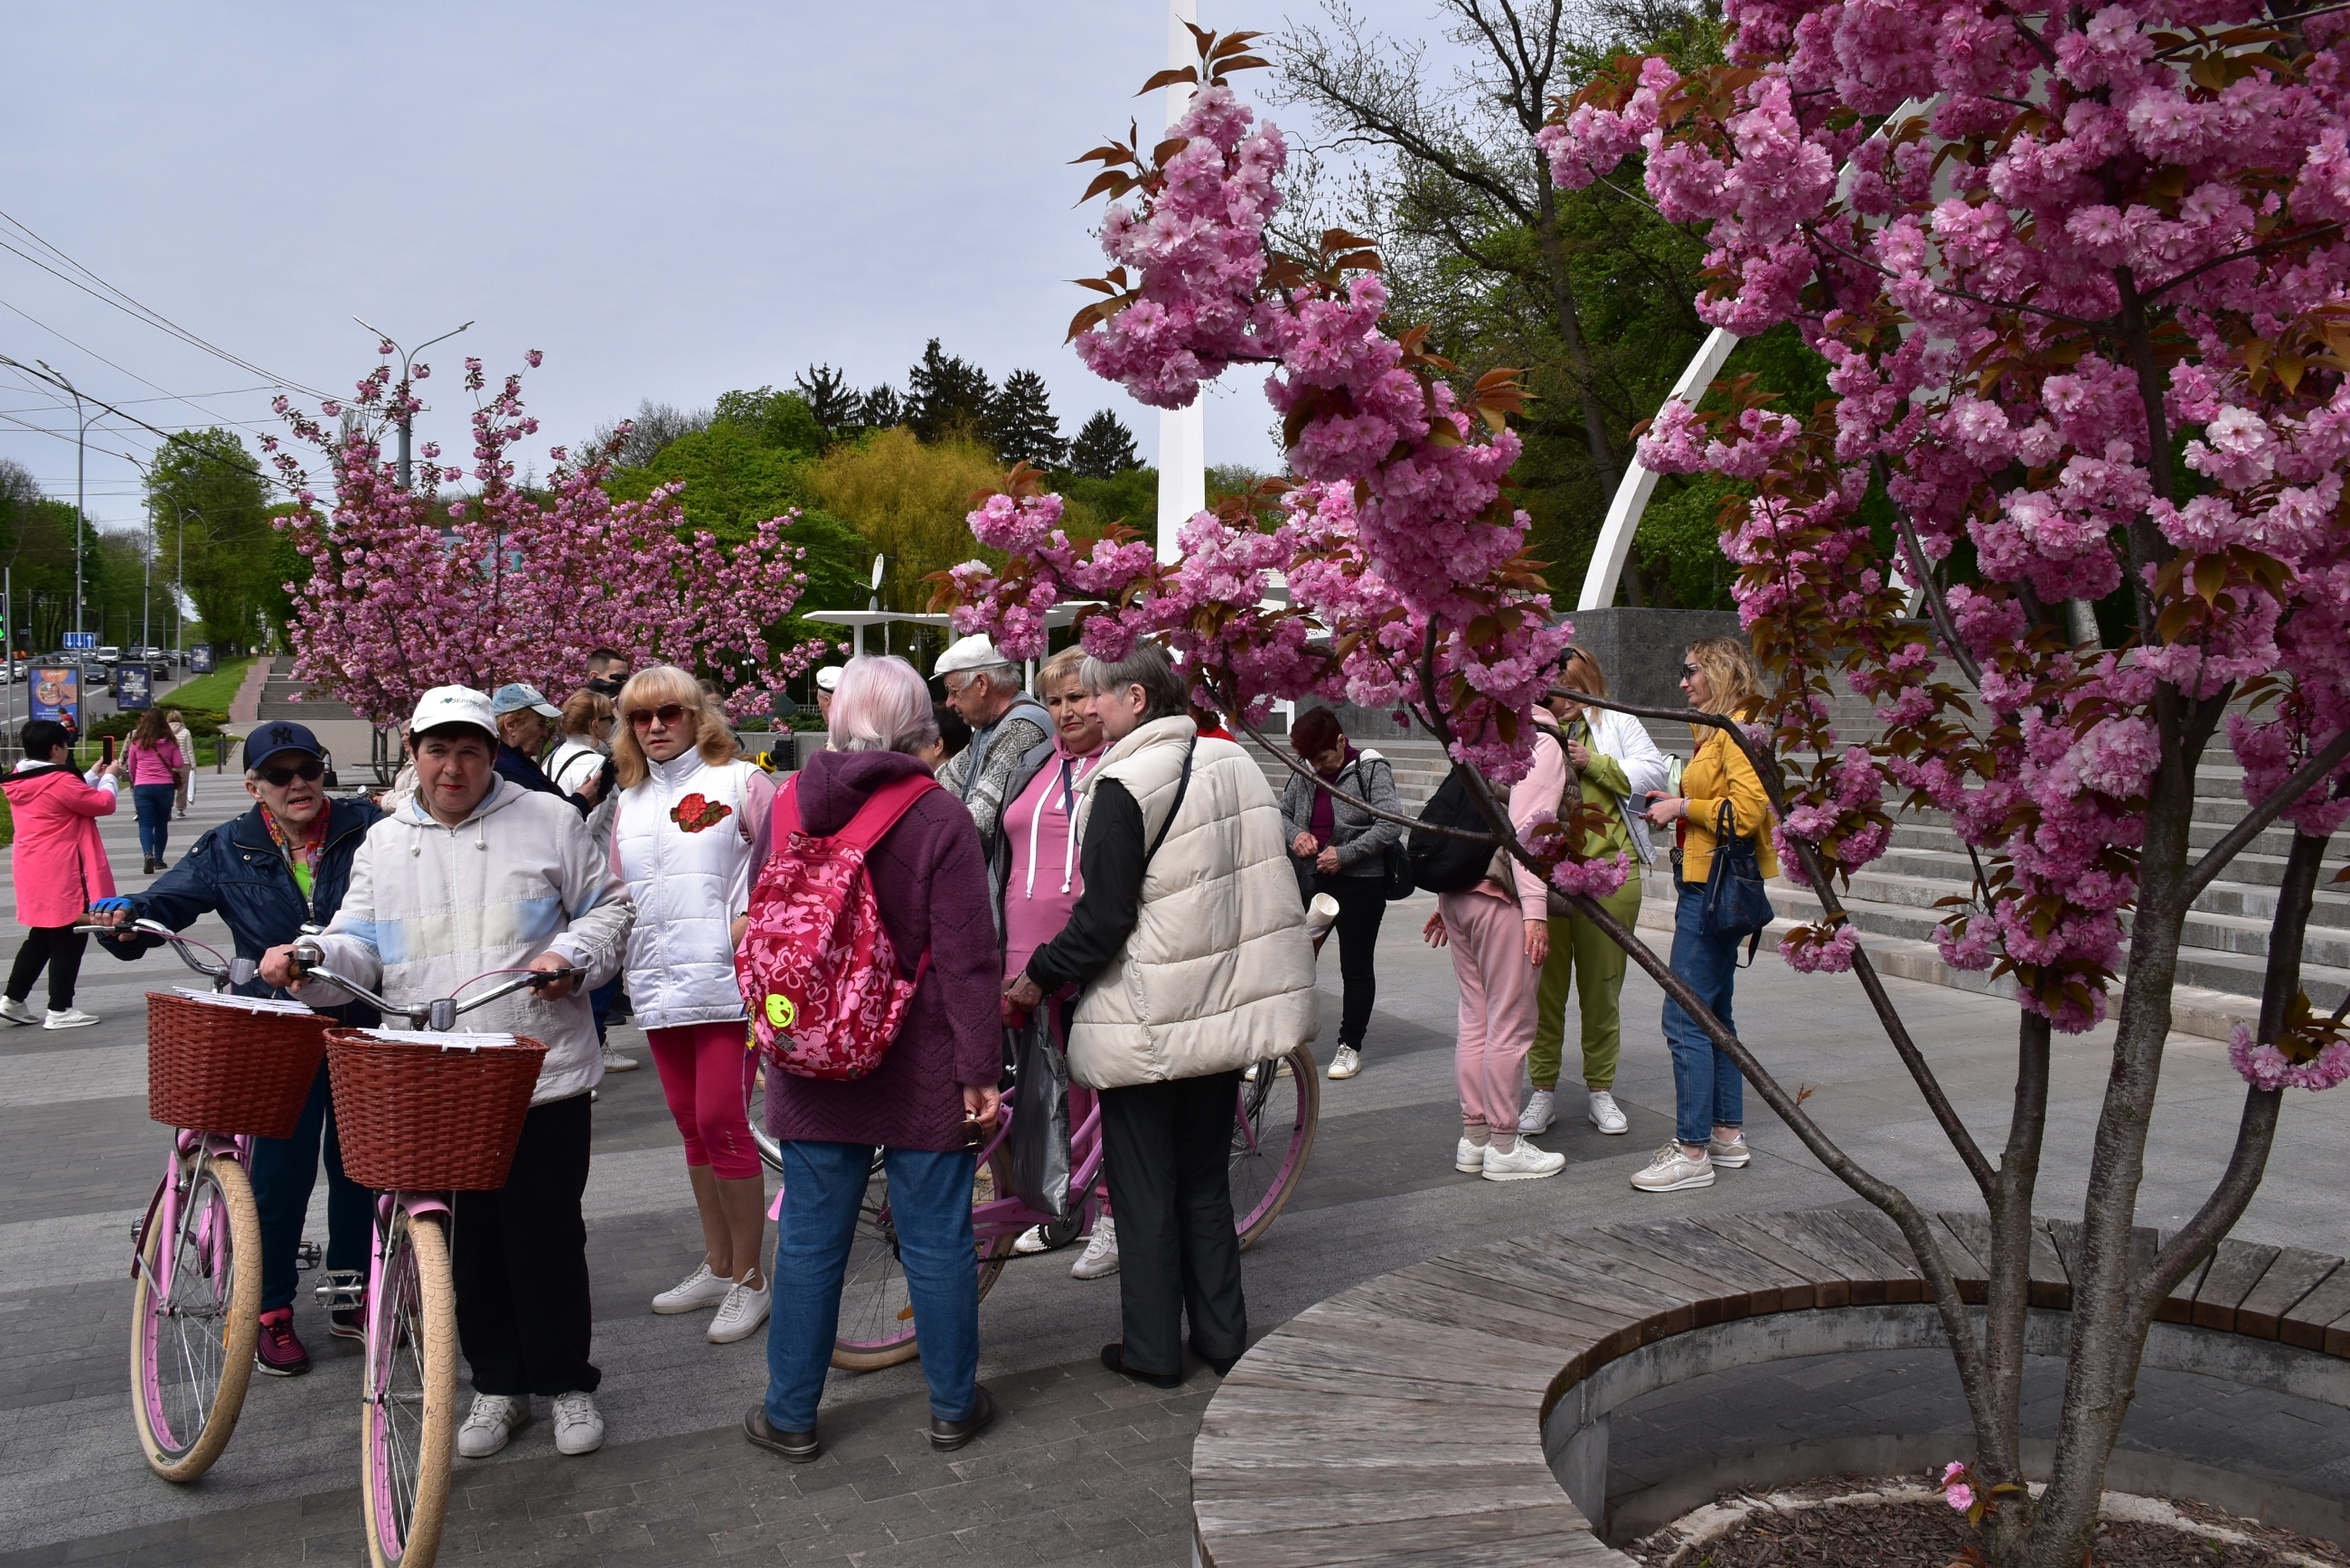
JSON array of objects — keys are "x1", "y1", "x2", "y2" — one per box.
[
  {"x1": 492, "y1": 682, "x2": 606, "y2": 817},
  {"x1": 813, "y1": 665, "x2": 841, "y2": 735},
  {"x1": 553, "y1": 673, "x2": 634, "y2": 1066},
  {"x1": 1278, "y1": 707, "x2": 1403, "y2": 1083},
  {"x1": 1631, "y1": 635, "x2": 1776, "y2": 1194},
  {"x1": 0, "y1": 718, "x2": 119, "y2": 1029},
  {"x1": 1522, "y1": 646, "x2": 1668, "y2": 1140},
  {"x1": 610, "y1": 667, "x2": 777, "y2": 1345},
  {"x1": 167, "y1": 709, "x2": 196, "y2": 818},
  {"x1": 122, "y1": 708, "x2": 188, "y2": 875},
  {"x1": 1000, "y1": 647, "x2": 1117, "y2": 1277},
  {"x1": 1421, "y1": 684, "x2": 1573, "y2": 1184},
  {"x1": 918, "y1": 701, "x2": 971, "y2": 774},
  {"x1": 1003, "y1": 642, "x2": 1317, "y2": 1390},
  {"x1": 581, "y1": 647, "x2": 631, "y2": 699},
  {"x1": 264, "y1": 685, "x2": 634, "y2": 1460},
  {"x1": 92, "y1": 719, "x2": 382, "y2": 1377},
  {"x1": 933, "y1": 634, "x2": 1051, "y2": 859},
  {"x1": 743, "y1": 655, "x2": 1003, "y2": 1464}
]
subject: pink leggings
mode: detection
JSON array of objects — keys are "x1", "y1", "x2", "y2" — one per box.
[
  {"x1": 647, "y1": 1022, "x2": 761, "y2": 1180},
  {"x1": 1439, "y1": 889, "x2": 1537, "y2": 1131}
]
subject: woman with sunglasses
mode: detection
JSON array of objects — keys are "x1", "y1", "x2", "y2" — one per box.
[
  {"x1": 609, "y1": 666, "x2": 778, "y2": 1345},
  {"x1": 92, "y1": 719, "x2": 385, "y2": 1376}
]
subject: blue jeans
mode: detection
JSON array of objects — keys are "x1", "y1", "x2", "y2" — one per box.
[
  {"x1": 588, "y1": 974, "x2": 622, "y2": 1044},
  {"x1": 132, "y1": 783, "x2": 174, "y2": 861},
  {"x1": 765, "y1": 1141, "x2": 978, "y2": 1430},
  {"x1": 247, "y1": 1061, "x2": 374, "y2": 1312},
  {"x1": 1660, "y1": 882, "x2": 1744, "y2": 1148}
]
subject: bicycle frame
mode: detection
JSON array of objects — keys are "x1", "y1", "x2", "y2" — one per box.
[{"x1": 967, "y1": 1092, "x2": 1106, "y2": 1248}]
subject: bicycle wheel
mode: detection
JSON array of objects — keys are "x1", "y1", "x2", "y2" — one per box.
[
  {"x1": 1231, "y1": 1045, "x2": 1319, "y2": 1248},
  {"x1": 747, "y1": 1059, "x2": 782, "y2": 1174},
  {"x1": 362, "y1": 1207, "x2": 456, "y2": 1568},
  {"x1": 832, "y1": 1145, "x2": 1016, "y2": 1372},
  {"x1": 130, "y1": 1150, "x2": 260, "y2": 1482}
]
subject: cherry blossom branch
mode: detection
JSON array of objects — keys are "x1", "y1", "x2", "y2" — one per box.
[
  {"x1": 2140, "y1": 222, "x2": 2346, "y2": 302},
  {"x1": 1227, "y1": 702, "x2": 1499, "y2": 844},
  {"x1": 1876, "y1": 455, "x2": 1987, "y2": 692},
  {"x1": 1800, "y1": 221, "x2": 2110, "y2": 330},
  {"x1": 2180, "y1": 727, "x2": 2350, "y2": 901}
]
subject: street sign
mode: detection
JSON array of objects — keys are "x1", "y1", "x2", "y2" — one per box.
[{"x1": 62, "y1": 633, "x2": 96, "y2": 651}]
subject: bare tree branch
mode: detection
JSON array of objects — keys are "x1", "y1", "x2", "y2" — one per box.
[{"x1": 2181, "y1": 727, "x2": 2350, "y2": 901}]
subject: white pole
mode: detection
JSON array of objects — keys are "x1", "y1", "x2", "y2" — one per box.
[{"x1": 1155, "y1": 0, "x2": 1207, "y2": 564}]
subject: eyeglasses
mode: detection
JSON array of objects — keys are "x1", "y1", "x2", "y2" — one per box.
[
  {"x1": 1680, "y1": 662, "x2": 1701, "y2": 679},
  {"x1": 254, "y1": 758, "x2": 325, "y2": 787},
  {"x1": 627, "y1": 703, "x2": 689, "y2": 730}
]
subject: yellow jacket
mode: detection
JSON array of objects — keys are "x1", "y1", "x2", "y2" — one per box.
[{"x1": 1678, "y1": 722, "x2": 1778, "y2": 886}]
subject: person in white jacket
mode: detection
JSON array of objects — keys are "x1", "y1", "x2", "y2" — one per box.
[
  {"x1": 1521, "y1": 645, "x2": 1670, "y2": 1139},
  {"x1": 607, "y1": 666, "x2": 776, "y2": 1345},
  {"x1": 262, "y1": 685, "x2": 634, "y2": 1463}
]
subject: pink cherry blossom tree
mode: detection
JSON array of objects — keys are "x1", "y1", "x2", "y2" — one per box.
[
  {"x1": 265, "y1": 351, "x2": 825, "y2": 724},
  {"x1": 948, "y1": 19, "x2": 2350, "y2": 1565}
]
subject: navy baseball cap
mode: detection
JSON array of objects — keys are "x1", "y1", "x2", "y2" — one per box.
[{"x1": 242, "y1": 720, "x2": 324, "y2": 771}]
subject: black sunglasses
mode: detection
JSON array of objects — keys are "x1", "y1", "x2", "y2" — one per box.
[{"x1": 254, "y1": 757, "x2": 325, "y2": 787}]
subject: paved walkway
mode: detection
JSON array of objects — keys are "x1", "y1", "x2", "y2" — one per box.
[{"x1": 3, "y1": 796, "x2": 2345, "y2": 1566}]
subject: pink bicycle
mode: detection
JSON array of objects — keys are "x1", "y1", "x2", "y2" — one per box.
[
  {"x1": 293, "y1": 943, "x2": 569, "y2": 1568},
  {"x1": 748, "y1": 1038, "x2": 1321, "y2": 1370},
  {"x1": 93, "y1": 918, "x2": 331, "y2": 1483}
]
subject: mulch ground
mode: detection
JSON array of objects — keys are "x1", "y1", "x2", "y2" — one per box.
[{"x1": 1629, "y1": 1483, "x2": 2350, "y2": 1568}]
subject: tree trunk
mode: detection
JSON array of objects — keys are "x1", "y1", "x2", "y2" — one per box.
[
  {"x1": 1975, "y1": 1012, "x2": 2050, "y2": 1562},
  {"x1": 1530, "y1": 168, "x2": 1623, "y2": 502}
]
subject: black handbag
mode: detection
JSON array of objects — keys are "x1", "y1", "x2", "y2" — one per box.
[
  {"x1": 1380, "y1": 837, "x2": 1414, "y2": 900},
  {"x1": 1696, "y1": 800, "x2": 1773, "y2": 964}
]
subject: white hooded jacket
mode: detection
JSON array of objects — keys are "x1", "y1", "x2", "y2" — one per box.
[{"x1": 297, "y1": 777, "x2": 634, "y2": 1105}]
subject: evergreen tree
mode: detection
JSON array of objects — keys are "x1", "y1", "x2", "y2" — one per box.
[
  {"x1": 794, "y1": 363, "x2": 860, "y2": 440},
  {"x1": 711, "y1": 386, "x2": 825, "y2": 458},
  {"x1": 1068, "y1": 409, "x2": 1142, "y2": 479},
  {"x1": 985, "y1": 370, "x2": 1067, "y2": 468},
  {"x1": 905, "y1": 339, "x2": 994, "y2": 445},
  {"x1": 860, "y1": 384, "x2": 907, "y2": 431}
]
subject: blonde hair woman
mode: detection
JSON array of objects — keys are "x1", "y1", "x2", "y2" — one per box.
[
  {"x1": 1630, "y1": 634, "x2": 1777, "y2": 1195},
  {"x1": 610, "y1": 666, "x2": 779, "y2": 1344}
]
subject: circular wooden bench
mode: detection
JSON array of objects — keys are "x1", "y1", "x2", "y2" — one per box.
[{"x1": 1189, "y1": 1207, "x2": 2350, "y2": 1566}]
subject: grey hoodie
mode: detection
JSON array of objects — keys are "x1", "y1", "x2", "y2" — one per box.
[{"x1": 296, "y1": 777, "x2": 634, "y2": 1105}]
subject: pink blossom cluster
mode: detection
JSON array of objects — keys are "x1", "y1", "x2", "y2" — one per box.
[
  {"x1": 2228, "y1": 1023, "x2": 2350, "y2": 1091},
  {"x1": 268, "y1": 354, "x2": 825, "y2": 724},
  {"x1": 1540, "y1": 0, "x2": 2350, "y2": 1033}
]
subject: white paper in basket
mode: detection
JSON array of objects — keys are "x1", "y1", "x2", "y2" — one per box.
[
  {"x1": 169, "y1": 987, "x2": 321, "y2": 1017},
  {"x1": 360, "y1": 1028, "x2": 522, "y2": 1053}
]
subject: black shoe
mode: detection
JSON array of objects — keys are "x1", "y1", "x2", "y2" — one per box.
[
  {"x1": 742, "y1": 1404, "x2": 821, "y2": 1462},
  {"x1": 1101, "y1": 1343, "x2": 1183, "y2": 1390},
  {"x1": 1189, "y1": 1338, "x2": 1241, "y2": 1377},
  {"x1": 928, "y1": 1385, "x2": 995, "y2": 1451}
]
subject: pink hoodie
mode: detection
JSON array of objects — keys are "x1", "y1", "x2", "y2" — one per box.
[{"x1": 1473, "y1": 709, "x2": 1566, "y2": 924}]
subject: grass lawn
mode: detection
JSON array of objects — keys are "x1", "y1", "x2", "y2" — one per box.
[{"x1": 162, "y1": 657, "x2": 255, "y2": 713}]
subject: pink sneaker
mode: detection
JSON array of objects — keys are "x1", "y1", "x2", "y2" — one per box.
[{"x1": 255, "y1": 1308, "x2": 311, "y2": 1376}]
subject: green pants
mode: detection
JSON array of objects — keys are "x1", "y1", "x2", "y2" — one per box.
[{"x1": 1528, "y1": 871, "x2": 1643, "y2": 1092}]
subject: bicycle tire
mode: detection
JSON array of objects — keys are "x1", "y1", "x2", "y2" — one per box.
[
  {"x1": 1231, "y1": 1044, "x2": 1319, "y2": 1249},
  {"x1": 747, "y1": 1059, "x2": 781, "y2": 1174},
  {"x1": 831, "y1": 1144, "x2": 1016, "y2": 1372},
  {"x1": 362, "y1": 1208, "x2": 456, "y2": 1568},
  {"x1": 130, "y1": 1150, "x2": 260, "y2": 1482}
]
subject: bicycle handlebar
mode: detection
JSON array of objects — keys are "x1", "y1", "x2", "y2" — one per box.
[
  {"x1": 287, "y1": 941, "x2": 580, "y2": 1032},
  {"x1": 74, "y1": 916, "x2": 258, "y2": 991}
]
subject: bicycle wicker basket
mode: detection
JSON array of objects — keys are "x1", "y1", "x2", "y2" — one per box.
[
  {"x1": 324, "y1": 1028, "x2": 549, "y2": 1191},
  {"x1": 146, "y1": 991, "x2": 333, "y2": 1139}
]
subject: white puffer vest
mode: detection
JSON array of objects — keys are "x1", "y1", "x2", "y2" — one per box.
[
  {"x1": 1067, "y1": 717, "x2": 1319, "y2": 1090},
  {"x1": 615, "y1": 753, "x2": 760, "y2": 1030}
]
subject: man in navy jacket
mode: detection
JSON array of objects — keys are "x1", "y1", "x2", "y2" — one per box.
[{"x1": 95, "y1": 720, "x2": 382, "y2": 1378}]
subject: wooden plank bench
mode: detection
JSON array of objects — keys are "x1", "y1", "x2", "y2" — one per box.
[{"x1": 1189, "y1": 1209, "x2": 2350, "y2": 1567}]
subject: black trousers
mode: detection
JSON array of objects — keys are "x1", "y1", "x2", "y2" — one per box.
[
  {"x1": 6, "y1": 925, "x2": 86, "y2": 1011},
  {"x1": 453, "y1": 1092, "x2": 599, "y2": 1397},
  {"x1": 1096, "y1": 1072, "x2": 1247, "y2": 1378},
  {"x1": 1315, "y1": 873, "x2": 1387, "y2": 1051}
]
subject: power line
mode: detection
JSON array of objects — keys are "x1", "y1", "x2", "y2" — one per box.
[
  {"x1": 0, "y1": 353, "x2": 279, "y2": 491},
  {"x1": 0, "y1": 294, "x2": 290, "y2": 440}
]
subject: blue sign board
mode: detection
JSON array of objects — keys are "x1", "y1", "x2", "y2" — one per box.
[
  {"x1": 62, "y1": 633, "x2": 96, "y2": 651},
  {"x1": 188, "y1": 644, "x2": 214, "y2": 675},
  {"x1": 116, "y1": 666, "x2": 152, "y2": 711}
]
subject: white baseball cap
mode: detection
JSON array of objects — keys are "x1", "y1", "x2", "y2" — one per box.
[
  {"x1": 409, "y1": 685, "x2": 497, "y2": 739},
  {"x1": 935, "y1": 634, "x2": 1011, "y2": 678},
  {"x1": 813, "y1": 665, "x2": 844, "y2": 693}
]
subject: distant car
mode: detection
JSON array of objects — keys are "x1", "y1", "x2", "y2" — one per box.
[{"x1": 97, "y1": 645, "x2": 121, "y2": 665}]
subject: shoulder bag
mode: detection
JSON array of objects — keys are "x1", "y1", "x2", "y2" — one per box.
[{"x1": 1696, "y1": 799, "x2": 1773, "y2": 965}]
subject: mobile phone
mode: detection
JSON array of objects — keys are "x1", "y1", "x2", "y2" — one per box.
[{"x1": 101, "y1": 735, "x2": 117, "y2": 766}]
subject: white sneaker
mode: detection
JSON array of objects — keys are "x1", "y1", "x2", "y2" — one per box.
[
  {"x1": 42, "y1": 1008, "x2": 98, "y2": 1030},
  {"x1": 599, "y1": 1043, "x2": 638, "y2": 1072},
  {"x1": 1518, "y1": 1089, "x2": 1556, "y2": 1135},
  {"x1": 1454, "y1": 1136, "x2": 1487, "y2": 1173},
  {"x1": 1587, "y1": 1091, "x2": 1629, "y2": 1135},
  {"x1": 1327, "y1": 1045, "x2": 1361, "y2": 1080},
  {"x1": 1013, "y1": 1224, "x2": 1050, "y2": 1254},
  {"x1": 551, "y1": 1390, "x2": 604, "y2": 1455},
  {"x1": 652, "y1": 1262, "x2": 731, "y2": 1314},
  {"x1": 1708, "y1": 1132, "x2": 1752, "y2": 1167},
  {"x1": 708, "y1": 1275, "x2": 771, "y2": 1343},
  {"x1": 1071, "y1": 1217, "x2": 1119, "y2": 1280},
  {"x1": 1631, "y1": 1142, "x2": 1715, "y2": 1193},
  {"x1": 457, "y1": 1393, "x2": 530, "y2": 1459},
  {"x1": 1482, "y1": 1141, "x2": 1566, "y2": 1181},
  {"x1": 0, "y1": 997, "x2": 36, "y2": 1026}
]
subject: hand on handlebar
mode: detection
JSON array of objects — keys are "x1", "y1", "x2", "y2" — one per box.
[
  {"x1": 525, "y1": 952, "x2": 581, "y2": 1001},
  {"x1": 258, "y1": 942, "x2": 316, "y2": 991},
  {"x1": 86, "y1": 897, "x2": 136, "y2": 928}
]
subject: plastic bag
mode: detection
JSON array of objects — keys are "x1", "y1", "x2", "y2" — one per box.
[{"x1": 1005, "y1": 1009, "x2": 1072, "y2": 1223}]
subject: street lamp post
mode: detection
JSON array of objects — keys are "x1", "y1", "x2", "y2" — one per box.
[
  {"x1": 36, "y1": 361, "x2": 97, "y2": 642},
  {"x1": 352, "y1": 317, "x2": 472, "y2": 490}
]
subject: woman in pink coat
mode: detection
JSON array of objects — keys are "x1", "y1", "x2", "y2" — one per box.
[{"x1": 1, "y1": 718, "x2": 121, "y2": 1028}]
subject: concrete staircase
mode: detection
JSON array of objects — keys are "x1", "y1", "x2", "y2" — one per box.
[
  {"x1": 257, "y1": 655, "x2": 360, "y2": 721},
  {"x1": 1255, "y1": 697, "x2": 2340, "y2": 1043}
]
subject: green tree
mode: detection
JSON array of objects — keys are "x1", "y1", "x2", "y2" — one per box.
[
  {"x1": 986, "y1": 370, "x2": 1067, "y2": 468},
  {"x1": 710, "y1": 387, "x2": 827, "y2": 458},
  {"x1": 906, "y1": 340, "x2": 994, "y2": 446},
  {"x1": 1068, "y1": 409, "x2": 1142, "y2": 478},
  {"x1": 794, "y1": 364, "x2": 861, "y2": 442},
  {"x1": 144, "y1": 429, "x2": 285, "y2": 649},
  {"x1": 604, "y1": 422, "x2": 867, "y2": 612}
]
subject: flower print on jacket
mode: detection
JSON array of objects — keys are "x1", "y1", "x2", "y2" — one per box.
[{"x1": 670, "y1": 793, "x2": 733, "y2": 834}]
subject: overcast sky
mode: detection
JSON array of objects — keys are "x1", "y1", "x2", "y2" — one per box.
[{"x1": 0, "y1": 1, "x2": 1472, "y2": 537}]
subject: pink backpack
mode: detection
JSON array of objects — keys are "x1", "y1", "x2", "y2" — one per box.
[{"x1": 736, "y1": 772, "x2": 937, "y2": 1081}]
